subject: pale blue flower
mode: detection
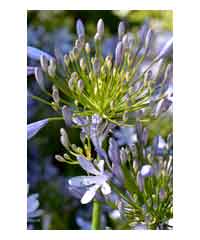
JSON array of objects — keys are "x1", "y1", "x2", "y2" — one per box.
[
  {"x1": 27, "y1": 185, "x2": 42, "y2": 223},
  {"x1": 68, "y1": 156, "x2": 111, "y2": 204},
  {"x1": 27, "y1": 46, "x2": 53, "y2": 61},
  {"x1": 27, "y1": 119, "x2": 48, "y2": 140}
]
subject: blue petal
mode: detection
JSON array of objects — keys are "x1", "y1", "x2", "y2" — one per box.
[
  {"x1": 27, "y1": 119, "x2": 48, "y2": 140},
  {"x1": 27, "y1": 66, "x2": 35, "y2": 76},
  {"x1": 27, "y1": 46, "x2": 53, "y2": 61},
  {"x1": 77, "y1": 155, "x2": 100, "y2": 175}
]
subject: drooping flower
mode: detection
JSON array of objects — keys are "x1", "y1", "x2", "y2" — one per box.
[
  {"x1": 27, "y1": 119, "x2": 48, "y2": 140},
  {"x1": 27, "y1": 46, "x2": 53, "y2": 61},
  {"x1": 68, "y1": 156, "x2": 111, "y2": 204}
]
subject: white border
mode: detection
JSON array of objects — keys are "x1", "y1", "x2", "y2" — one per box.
[{"x1": 2, "y1": 0, "x2": 200, "y2": 239}]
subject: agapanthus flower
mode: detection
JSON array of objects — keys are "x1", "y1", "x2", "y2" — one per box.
[
  {"x1": 27, "y1": 184, "x2": 43, "y2": 223},
  {"x1": 68, "y1": 156, "x2": 111, "y2": 204},
  {"x1": 28, "y1": 18, "x2": 172, "y2": 128},
  {"x1": 27, "y1": 119, "x2": 48, "y2": 140}
]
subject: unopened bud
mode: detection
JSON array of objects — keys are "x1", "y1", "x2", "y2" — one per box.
[
  {"x1": 137, "y1": 171, "x2": 144, "y2": 192},
  {"x1": 115, "y1": 41, "x2": 123, "y2": 66},
  {"x1": 52, "y1": 85, "x2": 60, "y2": 104},
  {"x1": 40, "y1": 55, "x2": 49, "y2": 72},
  {"x1": 80, "y1": 58, "x2": 86, "y2": 71},
  {"x1": 120, "y1": 147, "x2": 128, "y2": 164},
  {"x1": 94, "y1": 32, "x2": 101, "y2": 43},
  {"x1": 60, "y1": 128, "x2": 70, "y2": 149},
  {"x1": 75, "y1": 39, "x2": 83, "y2": 50},
  {"x1": 34, "y1": 67, "x2": 45, "y2": 91},
  {"x1": 73, "y1": 47, "x2": 79, "y2": 60},
  {"x1": 76, "y1": 19, "x2": 85, "y2": 39},
  {"x1": 97, "y1": 18, "x2": 104, "y2": 37},
  {"x1": 62, "y1": 106, "x2": 72, "y2": 127},
  {"x1": 55, "y1": 155, "x2": 67, "y2": 163},
  {"x1": 118, "y1": 21, "x2": 125, "y2": 40},
  {"x1": 85, "y1": 42, "x2": 91, "y2": 54},
  {"x1": 93, "y1": 58, "x2": 100, "y2": 75},
  {"x1": 64, "y1": 54, "x2": 70, "y2": 66},
  {"x1": 122, "y1": 34, "x2": 129, "y2": 50},
  {"x1": 77, "y1": 79, "x2": 84, "y2": 93},
  {"x1": 48, "y1": 58, "x2": 56, "y2": 77}
]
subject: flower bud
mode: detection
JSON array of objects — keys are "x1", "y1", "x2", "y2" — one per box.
[
  {"x1": 136, "y1": 171, "x2": 144, "y2": 192},
  {"x1": 94, "y1": 32, "x2": 101, "y2": 43},
  {"x1": 72, "y1": 47, "x2": 79, "y2": 60},
  {"x1": 140, "y1": 164, "x2": 154, "y2": 177},
  {"x1": 48, "y1": 58, "x2": 56, "y2": 78},
  {"x1": 77, "y1": 79, "x2": 84, "y2": 93},
  {"x1": 75, "y1": 39, "x2": 83, "y2": 50},
  {"x1": 62, "y1": 106, "x2": 72, "y2": 127},
  {"x1": 55, "y1": 155, "x2": 66, "y2": 163},
  {"x1": 76, "y1": 19, "x2": 85, "y2": 39},
  {"x1": 52, "y1": 85, "x2": 60, "y2": 104},
  {"x1": 85, "y1": 42, "x2": 91, "y2": 54},
  {"x1": 120, "y1": 147, "x2": 128, "y2": 164},
  {"x1": 118, "y1": 21, "x2": 125, "y2": 40},
  {"x1": 93, "y1": 58, "x2": 100, "y2": 75},
  {"x1": 60, "y1": 128, "x2": 70, "y2": 149},
  {"x1": 40, "y1": 55, "x2": 49, "y2": 72},
  {"x1": 97, "y1": 18, "x2": 104, "y2": 37},
  {"x1": 122, "y1": 34, "x2": 129, "y2": 50},
  {"x1": 64, "y1": 54, "x2": 70, "y2": 66},
  {"x1": 142, "y1": 128, "x2": 148, "y2": 145},
  {"x1": 34, "y1": 67, "x2": 45, "y2": 91},
  {"x1": 115, "y1": 41, "x2": 123, "y2": 66},
  {"x1": 80, "y1": 58, "x2": 86, "y2": 71},
  {"x1": 68, "y1": 77, "x2": 75, "y2": 91}
]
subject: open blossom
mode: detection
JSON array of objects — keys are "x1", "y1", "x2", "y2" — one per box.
[{"x1": 68, "y1": 156, "x2": 111, "y2": 204}]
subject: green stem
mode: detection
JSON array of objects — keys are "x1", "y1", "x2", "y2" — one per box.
[{"x1": 91, "y1": 199, "x2": 101, "y2": 230}]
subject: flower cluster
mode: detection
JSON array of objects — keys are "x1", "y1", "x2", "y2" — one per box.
[
  {"x1": 27, "y1": 17, "x2": 173, "y2": 230},
  {"x1": 27, "y1": 18, "x2": 172, "y2": 136}
]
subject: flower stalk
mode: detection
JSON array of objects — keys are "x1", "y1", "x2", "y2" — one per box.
[{"x1": 91, "y1": 199, "x2": 101, "y2": 230}]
